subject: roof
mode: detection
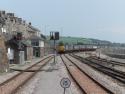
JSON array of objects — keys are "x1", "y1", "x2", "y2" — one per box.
[
  {"x1": 41, "y1": 34, "x2": 46, "y2": 40},
  {"x1": 8, "y1": 38, "x2": 32, "y2": 47},
  {"x1": 28, "y1": 25, "x2": 40, "y2": 32},
  {"x1": 21, "y1": 40, "x2": 31, "y2": 46},
  {"x1": 28, "y1": 35, "x2": 44, "y2": 41}
]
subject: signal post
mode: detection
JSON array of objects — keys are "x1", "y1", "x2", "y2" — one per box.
[{"x1": 50, "y1": 32, "x2": 59, "y2": 63}]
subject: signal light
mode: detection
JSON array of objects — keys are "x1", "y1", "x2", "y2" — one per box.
[
  {"x1": 50, "y1": 32, "x2": 54, "y2": 40},
  {"x1": 50, "y1": 32, "x2": 59, "y2": 40},
  {"x1": 55, "y1": 32, "x2": 59, "y2": 40}
]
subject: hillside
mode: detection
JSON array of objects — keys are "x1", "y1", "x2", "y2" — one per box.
[
  {"x1": 58, "y1": 36, "x2": 92, "y2": 44},
  {"x1": 47, "y1": 36, "x2": 112, "y2": 45}
]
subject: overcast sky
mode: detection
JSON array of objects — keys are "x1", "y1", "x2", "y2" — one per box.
[{"x1": 0, "y1": 0, "x2": 125, "y2": 43}]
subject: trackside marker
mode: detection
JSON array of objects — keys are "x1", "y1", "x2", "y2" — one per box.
[{"x1": 60, "y1": 78, "x2": 71, "y2": 94}]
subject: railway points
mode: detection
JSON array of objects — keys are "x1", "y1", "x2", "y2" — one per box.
[
  {"x1": 61, "y1": 54, "x2": 111, "y2": 94},
  {"x1": 16, "y1": 55, "x2": 82, "y2": 94},
  {"x1": 0, "y1": 50, "x2": 125, "y2": 94},
  {"x1": 1, "y1": 1, "x2": 125, "y2": 93},
  {"x1": 72, "y1": 54, "x2": 125, "y2": 83},
  {"x1": 68, "y1": 53, "x2": 125, "y2": 94}
]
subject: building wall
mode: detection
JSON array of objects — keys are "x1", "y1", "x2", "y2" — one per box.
[
  {"x1": 39, "y1": 41, "x2": 44, "y2": 47},
  {"x1": 40, "y1": 47, "x2": 44, "y2": 57},
  {"x1": 0, "y1": 11, "x2": 46, "y2": 64},
  {"x1": 44, "y1": 42, "x2": 50, "y2": 55},
  {"x1": 0, "y1": 36, "x2": 9, "y2": 72},
  {"x1": 26, "y1": 46, "x2": 33, "y2": 60},
  {"x1": 0, "y1": 11, "x2": 40, "y2": 39}
]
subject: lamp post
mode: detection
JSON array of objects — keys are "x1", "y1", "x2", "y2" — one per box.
[{"x1": 44, "y1": 25, "x2": 50, "y2": 55}]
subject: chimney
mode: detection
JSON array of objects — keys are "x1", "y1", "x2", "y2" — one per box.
[
  {"x1": 12, "y1": 13, "x2": 14, "y2": 17},
  {"x1": 10, "y1": 18, "x2": 14, "y2": 22},
  {"x1": 14, "y1": 17, "x2": 18, "y2": 23},
  {"x1": 29, "y1": 22, "x2": 31, "y2": 25},
  {"x1": 0, "y1": 11, "x2": 5, "y2": 16},
  {"x1": 23, "y1": 20, "x2": 26, "y2": 25},
  {"x1": 7, "y1": 13, "x2": 14, "y2": 17},
  {"x1": 18, "y1": 18, "x2": 22, "y2": 24},
  {"x1": 2, "y1": 11, "x2": 5, "y2": 15}
]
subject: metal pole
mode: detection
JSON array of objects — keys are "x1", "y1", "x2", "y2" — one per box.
[
  {"x1": 18, "y1": 40, "x2": 21, "y2": 64},
  {"x1": 99, "y1": 49, "x2": 100, "y2": 58},
  {"x1": 54, "y1": 39, "x2": 56, "y2": 63},
  {"x1": 63, "y1": 88, "x2": 66, "y2": 94}
]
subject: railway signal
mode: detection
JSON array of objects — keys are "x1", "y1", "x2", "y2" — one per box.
[
  {"x1": 50, "y1": 32, "x2": 59, "y2": 40},
  {"x1": 55, "y1": 32, "x2": 59, "y2": 40},
  {"x1": 50, "y1": 31, "x2": 59, "y2": 63}
]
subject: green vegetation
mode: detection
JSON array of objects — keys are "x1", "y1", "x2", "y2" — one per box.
[
  {"x1": 57, "y1": 36, "x2": 111, "y2": 45},
  {"x1": 46, "y1": 36, "x2": 111, "y2": 45},
  {"x1": 46, "y1": 36, "x2": 125, "y2": 47},
  {"x1": 57, "y1": 36, "x2": 92, "y2": 45},
  {"x1": 58, "y1": 41, "x2": 64, "y2": 46}
]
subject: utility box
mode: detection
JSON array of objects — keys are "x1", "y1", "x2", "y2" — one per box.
[{"x1": 19, "y1": 51, "x2": 25, "y2": 64}]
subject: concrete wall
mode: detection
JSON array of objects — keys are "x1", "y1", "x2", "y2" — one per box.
[{"x1": 101, "y1": 47, "x2": 125, "y2": 59}]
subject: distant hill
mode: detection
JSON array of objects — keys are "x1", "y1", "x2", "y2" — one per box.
[
  {"x1": 57, "y1": 36, "x2": 92, "y2": 45},
  {"x1": 47, "y1": 36, "x2": 125, "y2": 47},
  {"x1": 47, "y1": 36, "x2": 112, "y2": 45}
]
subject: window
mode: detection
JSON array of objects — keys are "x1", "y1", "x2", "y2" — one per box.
[{"x1": 32, "y1": 41, "x2": 39, "y2": 46}]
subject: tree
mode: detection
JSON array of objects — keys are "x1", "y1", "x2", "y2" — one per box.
[{"x1": 58, "y1": 41, "x2": 64, "y2": 46}]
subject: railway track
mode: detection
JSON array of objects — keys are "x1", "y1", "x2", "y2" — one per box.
[
  {"x1": 0, "y1": 55, "x2": 53, "y2": 94},
  {"x1": 60, "y1": 54, "x2": 112, "y2": 94},
  {"x1": 89, "y1": 56, "x2": 125, "y2": 66},
  {"x1": 70, "y1": 54, "x2": 125, "y2": 84}
]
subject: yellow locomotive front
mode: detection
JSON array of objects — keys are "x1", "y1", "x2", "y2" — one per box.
[
  {"x1": 57, "y1": 45, "x2": 65, "y2": 53},
  {"x1": 57, "y1": 41, "x2": 65, "y2": 53}
]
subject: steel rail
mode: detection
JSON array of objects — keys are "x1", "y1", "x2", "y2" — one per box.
[
  {"x1": 0, "y1": 55, "x2": 53, "y2": 94},
  {"x1": 60, "y1": 55, "x2": 85, "y2": 94},
  {"x1": 71, "y1": 54, "x2": 125, "y2": 84},
  {"x1": 61, "y1": 54, "x2": 112, "y2": 94},
  {"x1": 90, "y1": 56, "x2": 125, "y2": 66}
]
